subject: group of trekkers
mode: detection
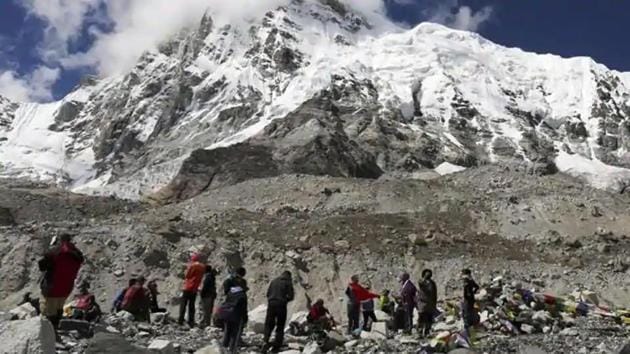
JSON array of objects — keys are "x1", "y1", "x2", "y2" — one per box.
[
  {"x1": 345, "y1": 269, "x2": 480, "y2": 339},
  {"x1": 35, "y1": 233, "x2": 481, "y2": 353}
]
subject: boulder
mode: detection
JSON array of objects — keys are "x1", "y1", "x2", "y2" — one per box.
[
  {"x1": 148, "y1": 339, "x2": 175, "y2": 354},
  {"x1": 0, "y1": 207, "x2": 14, "y2": 226},
  {"x1": 86, "y1": 332, "x2": 148, "y2": 354},
  {"x1": 247, "y1": 304, "x2": 268, "y2": 333},
  {"x1": 359, "y1": 322, "x2": 387, "y2": 340},
  {"x1": 374, "y1": 309, "x2": 391, "y2": 321},
  {"x1": 151, "y1": 312, "x2": 169, "y2": 324},
  {"x1": 616, "y1": 343, "x2": 630, "y2": 354},
  {"x1": 520, "y1": 324, "x2": 535, "y2": 334},
  {"x1": 531, "y1": 310, "x2": 552, "y2": 324},
  {"x1": 195, "y1": 340, "x2": 225, "y2": 354},
  {"x1": 333, "y1": 240, "x2": 350, "y2": 250},
  {"x1": 321, "y1": 330, "x2": 345, "y2": 351},
  {"x1": 0, "y1": 317, "x2": 55, "y2": 354},
  {"x1": 9, "y1": 302, "x2": 37, "y2": 320},
  {"x1": 289, "y1": 311, "x2": 309, "y2": 326},
  {"x1": 302, "y1": 341, "x2": 322, "y2": 354},
  {"x1": 408, "y1": 233, "x2": 427, "y2": 246},
  {"x1": 518, "y1": 345, "x2": 548, "y2": 354},
  {"x1": 59, "y1": 319, "x2": 93, "y2": 338}
]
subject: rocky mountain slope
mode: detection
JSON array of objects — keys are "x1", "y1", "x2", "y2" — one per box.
[
  {"x1": 0, "y1": 166, "x2": 629, "y2": 352},
  {"x1": 1, "y1": 0, "x2": 630, "y2": 200}
]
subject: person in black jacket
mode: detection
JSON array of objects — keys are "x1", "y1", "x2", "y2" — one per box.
[
  {"x1": 200, "y1": 265, "x2": 217, "y2": 327},
  {"x1": 461, "y1": 268, "x2": 480, "y2": 336},
  {"x1": 221, "y1": 267, "x2": 248, "y2": 352},
  {"x1": 262, "y1": 271, "x2": 295, "y2": 353},
  {"x1": 417, "y1": 269, "x2": 438, "y2": 337},
  {"x1": 147, "y1": 280, "x2": 167, "y2": 313}
]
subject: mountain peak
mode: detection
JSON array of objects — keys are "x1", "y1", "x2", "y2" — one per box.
[{"x1": 2, "y1": 8, "x2": 630, "y2": 199}]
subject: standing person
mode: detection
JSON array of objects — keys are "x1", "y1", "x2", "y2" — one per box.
[
  {"x1": 461, "y1": 268, "x2": 480, "y2": 337},
  {"x1": 262, "y1": 271, "x2": 295, "y2": 353},
  {"x1": 200, "y1": 265, "x2": 217, "y2": 327},
  {"x1": 38, "y1": 233, "x2": 84, "y2": 333},
  {"x1": 122, "y1": 276, "x2": 151, "y2": 322},
  {"x1": 345, "y1": 275, "x2": 378, "y2": 335},
  {"x1": 147, "y1": 280, "x2": 167, "y2": 313},
  {"x1": 398, "y1": 272, "x2": 417, "y2": 334},
  {"x1": 179, "y1": 253, "x2": 206, "y2": 327},
  {"x1": 361, "y1": 285, "x2": 377, "y2": 331},
  {"x1": 221, "y1": 267, "x2": 249, "y2": 353},
  {"x1": 112, "y1": 278, "x2": 136, "y2": 313},
  {"x1": 417, "y1": 269, "x2": 438, "y2": 337}
]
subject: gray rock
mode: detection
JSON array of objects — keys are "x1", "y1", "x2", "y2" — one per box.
[
  {"x1": 518, "y1": 345, "x2": 548, "y2": 354},
  {"x1": 9, "y1": 302, "x2": 37, "y2": 320},
  {"x1": 247, "y1": 304, "x2": 267, "y2": 334},
  {"x1": 59, "y1": 319, "x2": 93, "y2": 338},
  {"x1": 616, "y1": 343, "x2": 630, "y2": 354},
  {"x1": 321, "y1": 330, "x2": 346, "y2": 351},
  {"x1": 302, "y1": 341, "x2": 322, "y2": 354},
  {"x1": 0, "y1": 317, "x2": 55, "y2": 354},
  {"x1": 194, "y1": 340, "x2": 225, "y2": 354},
  {"x1": 86, "y1": 332, "x2": 148, "y2": 354},
  {"x1": 0, "y1": 207, "x2": 14, "y2": 226},
  {"x1": 148, "y1": 339, "x2": 175, "y2": 353}
]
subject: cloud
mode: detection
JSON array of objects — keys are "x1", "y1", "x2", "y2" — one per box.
[
  {"x1": 13, "y1": 0, "x2": 397, "y2": 100},
  {"x1": 47, "y1": 0, "x2": 396, "y2": 76},
  {"x1": 425, "y1": 0, "x2": 493, "y2": 32},
  {"x1": 20, "y1": 0, "x2": 104, "y2": 62},
  {"x1": 0, "y1": 66, "x2": 60, "y2": 102}
]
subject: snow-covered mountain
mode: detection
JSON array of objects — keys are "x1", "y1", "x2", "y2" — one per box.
[{"x1": 2, "y1": 0, "x2": 630, "y2": 200}]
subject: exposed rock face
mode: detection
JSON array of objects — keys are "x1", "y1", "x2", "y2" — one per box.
[{"x1": 0, "y1": 317, "x2": 56, "y2": 354}]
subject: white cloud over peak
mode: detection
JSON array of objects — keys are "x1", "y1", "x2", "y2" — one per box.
[
  {"x1": 424, "y1": 0, "x2": 493, "y2": 32},
  {"x1": 0, "y1": 66, "x2": 60, "y2": 102},
  {"x1": 10, "y1": 0, "x2": 402, "y2": 101}
]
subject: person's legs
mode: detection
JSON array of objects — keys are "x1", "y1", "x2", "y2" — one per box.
[
  {"x1": 178, "y1": 291, "x2": 189, "y2": 325},
  {"x1": 200, "y1": 296, "x2": 214, "y2": 327},
  {"x1": 404, "y1": 304, "x2": 414, "y2": 334},
  {"x1": 188, "y1": 292, "x2": 197, "y2": 326},
  {"x1": 263, "y1": 303, "x2": 277, "y2": 348},
  {"x1": 349, "y1": 306, "x2": 360, "y2": 333},
  {"x1": 362, "y1": 311, "x2": 370, "y2": 331},
  {"x1": 273, "y1": 304, "x2": 287, "y2": 351},
  {"x1": 223, "y1": 321, "x2": 234, "y2": 348},
  {"x1": 368, "y1": 311, "x2": 377, "y2": 331}
]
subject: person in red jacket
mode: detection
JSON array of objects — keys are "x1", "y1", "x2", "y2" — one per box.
[
  {"x1": 121, "y1": 276, "x2": 151, "y2": 322},
  {"x1": 345, "y1": 275, "x2": 378, "y2": 334},
  {"x1": 178, "y1": 253, "x2": 206, "y2": 327},
  {"x1": 38, "y1": 233, "x2": 84, "y2": 331}
]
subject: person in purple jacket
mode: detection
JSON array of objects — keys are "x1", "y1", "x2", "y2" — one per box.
[{"x1": 398, "y1": 272, "x2": 417, "y2": 334}]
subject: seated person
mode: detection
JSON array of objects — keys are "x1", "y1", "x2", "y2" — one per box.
[
  {"x1": 378, "y1": 289, "x2": 395, "y2": 316},
  {"x1": 307, "y1": 299, "x2": 335, "y2": 331},
  {"x1": 71, "y1": 282, "x2": 102, "y2": 322},
  {"x1": 121, "y1": 276, "x2": 151, "y2": 322},
  {"x1": 112, "y1": 278, "x2": 136, "y2": 313}
]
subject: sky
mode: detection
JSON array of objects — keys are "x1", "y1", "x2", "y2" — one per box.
[{"x1": 0, "y1": 0, "x2": 629, "y2": 102}]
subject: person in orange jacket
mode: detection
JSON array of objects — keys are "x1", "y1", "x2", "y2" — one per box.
[{"x1": 178, "y1": 253, "x2": 206, "y2": 327}]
